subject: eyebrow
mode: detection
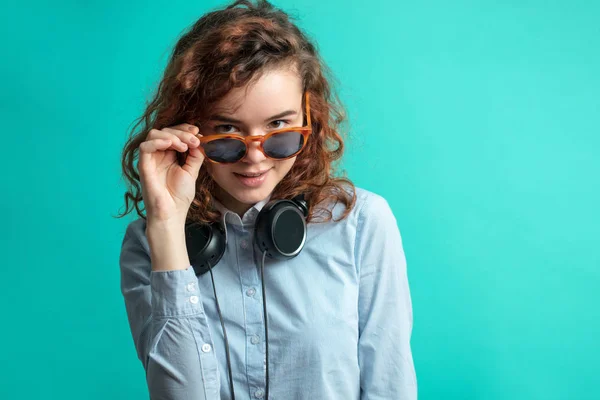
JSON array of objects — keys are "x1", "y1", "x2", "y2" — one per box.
[{"x1": 209, "y1": 110, "x2": 298, "y2": 124}]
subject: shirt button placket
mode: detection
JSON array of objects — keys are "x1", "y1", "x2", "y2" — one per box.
[{"x1": 237, "y1": 227, "x2": 265, "y2": 398}]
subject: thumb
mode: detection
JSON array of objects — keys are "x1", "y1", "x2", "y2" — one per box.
[{"x1": 182, "y1": 145, "x2": 205, "y2": 177}]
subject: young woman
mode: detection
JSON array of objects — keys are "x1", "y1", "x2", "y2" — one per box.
[{"x1": 118, "y1": 1, "x2": 416, "y2": 399}]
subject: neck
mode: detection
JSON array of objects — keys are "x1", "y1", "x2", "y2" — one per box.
[{"x1": 213, "y1": 187, "x2": 253, "y2": 217}]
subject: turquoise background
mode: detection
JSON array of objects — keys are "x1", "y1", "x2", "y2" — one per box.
[{"x1": 1, "y1": 0, "x2": 598, "y2": 399}]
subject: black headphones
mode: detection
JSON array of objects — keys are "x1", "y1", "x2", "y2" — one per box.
[{"x1": 185, "y1": 194, "x2": 309, "y2": 276}]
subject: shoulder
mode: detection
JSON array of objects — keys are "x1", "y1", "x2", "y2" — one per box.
[
  {"x1": 123, "y1": 218, "x2": 148, "y2": 242},
  {"x1": 350, "y1": 187, "x2": 402, "y2": 250},
  {"x1": 320, "y1": 185, "x2": 399, "y2": 242},
  {"x1": 319, "y1": 184, "x2": 394, "y2": 223},
  {"x1": 120, "y1": 218, "x2": 150, "y2": 258},
  {"x1": 350, "y1": 186, "x2": 397, "y2": 225}
]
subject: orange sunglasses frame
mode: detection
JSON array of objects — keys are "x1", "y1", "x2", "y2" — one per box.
[{"x1": 195, "y1": 92, "x2": 312, "y2": 164}]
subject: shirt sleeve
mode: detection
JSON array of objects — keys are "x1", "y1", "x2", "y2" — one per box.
[
  {"x1": 119, "y1": 219, "x2": 219, "y2": 400},
  {"x1": 355, "y1": 194, "x2": 418, "y2": 400}
]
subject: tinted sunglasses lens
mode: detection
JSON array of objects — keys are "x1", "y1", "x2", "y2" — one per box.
[
  {"x1": 263, "y1": 131, "x2": 305, "y2": 159},
  {"x1": 202, "y1": 138, "x2": 246, "y2": 163}
]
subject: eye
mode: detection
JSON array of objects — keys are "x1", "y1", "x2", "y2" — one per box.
[
  {"x1": 268, "y1": 120, "x2": 289, "y2": 130},
  {"x1": 213, "y1": 124, "x2": 239, "y2": 134}
]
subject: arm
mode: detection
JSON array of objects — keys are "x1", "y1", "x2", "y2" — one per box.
[
  {"x1": 355, "y1": 194, "x2": 418, "y2": 400},
  {"x1": 119, "y1": 219, "x2": 219, "y2": 400}
]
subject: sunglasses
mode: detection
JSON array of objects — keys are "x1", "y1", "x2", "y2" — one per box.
[{"x1": 196, "y1": 93, "x2": 312, "y2": 164}]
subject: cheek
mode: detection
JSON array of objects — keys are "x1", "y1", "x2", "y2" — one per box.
[
  {"x1": 273, "y1": 157, "x2": 297, "y2": 177},
  {"x1": 206, "y1": 164, "x2": 231, "y2": 181}
]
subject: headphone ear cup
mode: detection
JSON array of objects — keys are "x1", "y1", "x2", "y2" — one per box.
[
  {"x1": 255, "y1": 199, "x2": 307, "y2": 260},
  {"x1": 185, "y1": 222, "x2": 226, "y2": 276}
]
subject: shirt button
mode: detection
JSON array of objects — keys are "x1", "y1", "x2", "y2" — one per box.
[
  {"x1": 254, "y1": 389, "x2": 264, "y2": 399},
  {"x1": 189, "y1": 295, "x2": 199, "y2": 304},
  {"x1": 246, "y1": 287, "x2": 256, "y2": 297},
  {"x1": 251, "y1": 335, "x2": 260, "y2": 345},
  {"x1": 201, "y1": 343, "x2": 212, "y2": 353},
  {"x1": 186, "y1": 283, "x2": 196, "y2": 292}
]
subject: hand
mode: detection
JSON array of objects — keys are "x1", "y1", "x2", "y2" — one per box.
[{"x1": 138, "y1": 123, "x2": 205, "y2": 225}]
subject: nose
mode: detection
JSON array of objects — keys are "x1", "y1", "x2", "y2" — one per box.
[{"x1": 243, "y1": 136, "x2": 267, "y2": 164}]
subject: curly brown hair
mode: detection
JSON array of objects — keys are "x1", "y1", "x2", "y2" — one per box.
[{"x1": 117, "y1": 0, "x2": 356, "y2": 225}]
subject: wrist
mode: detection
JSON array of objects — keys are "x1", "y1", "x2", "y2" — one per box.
[
  {"x1": 146, "y1": 217, "x2": 185, "y2": 234},
  {"x1": 145, "y1": 220, "x2": 190, "y2": 272}
]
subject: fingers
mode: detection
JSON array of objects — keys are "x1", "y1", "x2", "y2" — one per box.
[
  {"x1": 181, "y1": 138, "x2": 205, "y2": 177},
  {"x1": 139, "y1": 124, "x2": 205, "y2": 178},
  {"x1": 147, "y1": 129, "x2": 188, "y2": 152},
  {"x1": 138, "y1": 138, "x2": 173, "y2": 176},
  {"x1": 139, "y1": 138, "x2": 172, "y2": 153},
  {"x1": 146, "y1": 124, "x2": 200, "y2": 153},
  {"x1": 171, "y1": 123, "x2": 200, "y2": 137},
  {"x1": 162, "y1": 124, "x2": 200, "y2": 147}
]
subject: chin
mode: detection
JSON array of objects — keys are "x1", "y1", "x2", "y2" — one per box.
[
  {"x1": 209, "y1": 163, "x2": 293, "y2": 210},
  {"x1": 230, "y1": 186, "x2": 274, "y2": 205},
  {"x1": 214, "y1": 178, "x2": 276, "y2": 210}
]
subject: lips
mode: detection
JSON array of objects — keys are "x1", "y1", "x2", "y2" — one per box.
[
  {"x1": 234, "y1": 169, "x2": 270, "y2": 177},
  {"x1": 234, "y1": 169, "x2": 271, "y2": 188}
]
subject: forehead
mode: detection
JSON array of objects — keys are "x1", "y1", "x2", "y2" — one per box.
[{"x1": 211, "y1": 67, "x2": 304, "y2": 119}]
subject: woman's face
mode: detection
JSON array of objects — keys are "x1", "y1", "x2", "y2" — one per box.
[{"x1": 204, "y1": 67, "x2": 304, "y2": 216}]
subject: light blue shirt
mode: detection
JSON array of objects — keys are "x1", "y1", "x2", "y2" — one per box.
[{"x1": 120, "y1": 187, "x2": 417, "y2": 399}]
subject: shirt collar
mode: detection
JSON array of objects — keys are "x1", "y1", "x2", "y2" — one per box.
[{"x1": 213, "y1": 194, "x2": 272, "y2": 229}]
